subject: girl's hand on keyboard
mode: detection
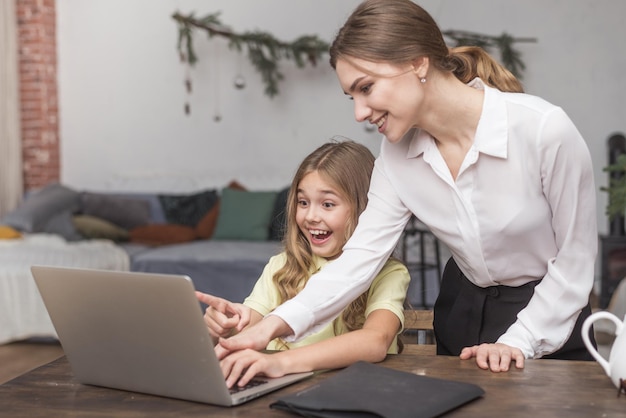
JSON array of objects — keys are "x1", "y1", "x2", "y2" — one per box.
[{"x1": 219, "y1": 349, "x2": 285, "y2": 388}]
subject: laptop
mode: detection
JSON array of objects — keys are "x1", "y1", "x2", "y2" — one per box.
[{"x1": 30, "y1": 265, "x2": 313, "y2": 406}]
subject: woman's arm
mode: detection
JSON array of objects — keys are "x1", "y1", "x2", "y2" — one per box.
[
  {"x1": 220, "y1": 309, "x2": 401, "y2": 388},
  {"x1": 495, "y1": 108, "x2": 597, "y2": 358}
]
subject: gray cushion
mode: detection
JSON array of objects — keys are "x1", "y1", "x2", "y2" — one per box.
[
  {"x1": 42, "y1": 210, "x2": 84, "y2": 241},
  {"x1": 109, "y1": 193, "x2": 166, "y2": 224},
  {"x1": 269, "y1": 186, "x2": 290, "y2": 241},
  {"x1": 80, "y1": 192, "x2": 151, "y2": 230},
  {"x1": 158, "y1": 189, "x2": 219, "y2": 227},
  {"x1": 1, "y1": 183, "x2": 80, "y2": 232}
]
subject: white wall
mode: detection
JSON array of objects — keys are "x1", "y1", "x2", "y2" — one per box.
[{"x1": 57, "y1": 0, "x2": 626, "y2": 235}]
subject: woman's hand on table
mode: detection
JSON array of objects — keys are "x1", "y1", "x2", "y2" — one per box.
[{"x1": 460, "y1": 342, "x2": 525, "y2": 372}]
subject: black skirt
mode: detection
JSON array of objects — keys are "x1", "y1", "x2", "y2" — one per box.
[{"x1": 433, "y1": 257, "x2": 595, "y2": 360}]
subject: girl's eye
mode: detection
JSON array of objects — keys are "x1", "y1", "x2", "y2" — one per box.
[
  {"x1": 322, "y1": 202, "x2": 335, "y2": 209},
  {"x1": 297, "y1": 199, "x2": 308, "y2": 207}
]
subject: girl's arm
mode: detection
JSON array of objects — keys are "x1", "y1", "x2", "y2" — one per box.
[{"x1": 220, "y1": 309, "x2": 401, "y2": 388}]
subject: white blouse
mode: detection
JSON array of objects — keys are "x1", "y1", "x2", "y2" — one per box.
[{"x1": 271, "y1": 79, "x2": 597, "y2": 358}]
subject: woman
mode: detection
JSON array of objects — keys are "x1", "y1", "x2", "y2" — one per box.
[{"x1": 214, "y1": 0, "x2": 597, "y2": 373}]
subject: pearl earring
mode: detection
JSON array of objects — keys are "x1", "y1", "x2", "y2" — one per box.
[{"x1": 420, "y1": 77, "x2": 427, "y2": 83}]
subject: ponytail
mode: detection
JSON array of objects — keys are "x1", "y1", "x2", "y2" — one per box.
[{"x1": 443, "y1": 46, "x2": 524, "y2": 93}]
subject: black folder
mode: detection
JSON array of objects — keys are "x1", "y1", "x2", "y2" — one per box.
[{"x1": 270, "y1": 361, "x2": 484, "y2": 418}]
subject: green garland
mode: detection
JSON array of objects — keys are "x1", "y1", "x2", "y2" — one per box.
[
  {"x1": 172, "y1": 11, "x2": 536, "y2": 99},
  {"x1": 173, "y1": 12, "x2": 328, "y2": 98}
]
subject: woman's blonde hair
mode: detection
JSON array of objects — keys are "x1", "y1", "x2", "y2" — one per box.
[
  {"x1": 329, "y1": 0, "x2": 523, "y2": 93},
  {"x1": 273, "y1": 139, "x2": 375, "y2": 333}
]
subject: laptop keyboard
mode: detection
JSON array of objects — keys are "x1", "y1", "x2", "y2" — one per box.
[{"x1": 229, "y1": 378, "x2": 269, "y2": 395}]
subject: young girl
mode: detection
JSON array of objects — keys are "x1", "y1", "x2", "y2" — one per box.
[{"x1": 196, "y1": 140, "x2": 410, "y2": 388}]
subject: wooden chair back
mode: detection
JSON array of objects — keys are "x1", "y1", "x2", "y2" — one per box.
[{"x1": 400, "y1": 309, "x2": 436, "y2": 355}]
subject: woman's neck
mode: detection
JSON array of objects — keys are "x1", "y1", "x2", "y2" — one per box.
[
  {"x1": 418, "y1": 73, "x2": 484, "y2": 179},
  {"x1": 420, "y1": 73, "x2": 483, "y2": 146}
]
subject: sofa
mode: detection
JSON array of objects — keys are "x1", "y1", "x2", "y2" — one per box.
[
  {"x1": 0, "y1": 181, "x2": 439, "y2": 344},
  {"x1": 0, "y1": 181, "x2": 288, "y2": 343}
]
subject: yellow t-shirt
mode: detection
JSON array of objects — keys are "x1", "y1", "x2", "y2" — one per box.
[{"x1": 243, "y1": 253, "x2": 411, "y2": 353}]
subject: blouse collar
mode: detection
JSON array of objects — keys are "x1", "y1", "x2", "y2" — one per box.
[{"x1": 407, "y1": 78, "x2": 509, "y2": 160}]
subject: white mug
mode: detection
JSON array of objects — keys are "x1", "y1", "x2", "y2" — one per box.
[{"x1": 581, "y1": 311, "x2": 626, "y2": 390}]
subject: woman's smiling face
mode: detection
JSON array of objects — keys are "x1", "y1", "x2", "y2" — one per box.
[
  {"x1": 335, "y1": 56, "x2": 425, "y2": 143},
  {"x1": 295, "y1": 170, "x2": 351, "y2": 260}
]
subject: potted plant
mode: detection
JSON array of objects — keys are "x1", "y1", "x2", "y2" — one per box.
[{"x1": 601, "y1": 133, "x2": 626, "y2": 235}]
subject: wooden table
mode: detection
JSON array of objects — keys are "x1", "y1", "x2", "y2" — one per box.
[{"x1": 0, "y1": 354, "x2": 624, "y2": 417}]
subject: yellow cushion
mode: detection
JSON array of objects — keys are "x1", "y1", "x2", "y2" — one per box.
[{"x1": 0, "y1": 225, "x2": 22, "y2": 239}]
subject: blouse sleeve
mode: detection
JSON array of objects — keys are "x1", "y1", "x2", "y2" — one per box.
[
  {"x1": 496, "y1": 107, "x2": 598, "y2": 358},
  {"x1": 269, "y1": 158, "x2": 412, "y2": 341}
]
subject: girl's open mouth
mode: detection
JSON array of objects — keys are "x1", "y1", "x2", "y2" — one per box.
[{"x1": 309, "y1": 230, "x2": 332, "y2": 244}]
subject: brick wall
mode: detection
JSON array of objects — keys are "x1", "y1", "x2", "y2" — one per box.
[{"x1": 16, "y1": 0, "x2": 59, "y2": 191}]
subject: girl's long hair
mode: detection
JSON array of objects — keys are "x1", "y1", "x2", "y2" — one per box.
[{"x1": 273, "y1": 139, "x2": 375, "y2": 333}]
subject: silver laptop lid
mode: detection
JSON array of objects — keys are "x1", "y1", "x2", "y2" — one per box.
[{"x1": 31, "y1": 266, "x2": 311, "y2": 406}]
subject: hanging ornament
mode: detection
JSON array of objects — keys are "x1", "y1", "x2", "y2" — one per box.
[
  {"x1": 234, "y1": 74, "x2": 246, "y2": 89},
  {"x1": 233, "y1": 53, "x2": 246, "y2": 90},
  {"x1": 182, "y1": 53, "x2": 193, "y2": 116},
  {"x1": 213, "y1": 41, "x2": 222, "y2": 122}
]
